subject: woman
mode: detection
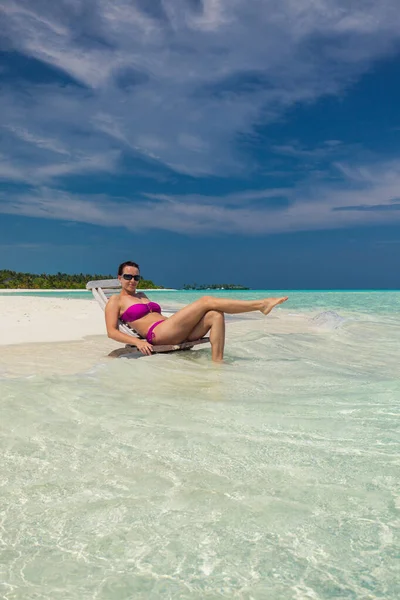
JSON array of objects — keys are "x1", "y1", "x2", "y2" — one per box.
[{"x1": 105, "y1": 261, "x2": 288, "y2": 361}]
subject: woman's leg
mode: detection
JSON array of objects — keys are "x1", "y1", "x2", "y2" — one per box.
[
  {"x1": 152, "y1": 295, "x2": 287, "y2": 345},
  {"x1": 186, "y1": 310, "x2": 225, "y2": 361}
]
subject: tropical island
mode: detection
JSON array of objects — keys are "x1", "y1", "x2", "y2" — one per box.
[
  {"x1": 0, "y1": 270, "x2": 249, "y2": 291},
  {"x1": 183, "y1": 283, "x2": 250, "y2": 290},
  {"x1": 0, "y1": 270, "x2": 162, "y2": 290}
]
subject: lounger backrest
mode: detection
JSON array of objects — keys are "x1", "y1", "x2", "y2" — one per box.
[{"x1": 86, "y1": 279, "x2": 121, "y2": 298}]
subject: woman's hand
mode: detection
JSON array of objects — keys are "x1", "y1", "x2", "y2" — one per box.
[{"x1": 135, "y1": 340, "x2": 154, "y2": 356}]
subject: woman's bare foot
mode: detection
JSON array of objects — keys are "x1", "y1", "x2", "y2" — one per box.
[{"x1": 260, "y1": 296, "x2": 288, "y2": 316}]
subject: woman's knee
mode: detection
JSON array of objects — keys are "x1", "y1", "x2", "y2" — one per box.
[
  {"x1": 200, "y1": 295, "x2": 214, "y2": 309},
  {"x1": 206, "y1": 309, "x2": 224, "y2": 323}
]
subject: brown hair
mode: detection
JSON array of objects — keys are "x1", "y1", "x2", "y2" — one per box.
[{"x1": 118, "y1": 261, "x2": 140, "y2": 276}]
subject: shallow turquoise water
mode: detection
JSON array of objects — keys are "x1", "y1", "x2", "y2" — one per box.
[
  {"x1": 1, "y1": 288, "x2": 400, "y2": 314},
  {"x1": 0, "y1": 292, "x2": 399, "y2": 599}
]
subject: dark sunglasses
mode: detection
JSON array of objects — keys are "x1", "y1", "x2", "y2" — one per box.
[{"x1": 122, "y1": 274, "x2": 141, "y2": 281}]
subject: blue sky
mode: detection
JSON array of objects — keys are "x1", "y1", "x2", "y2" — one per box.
[{"x1": 1, "y1": 0, "x2": 400, "y2": 289}]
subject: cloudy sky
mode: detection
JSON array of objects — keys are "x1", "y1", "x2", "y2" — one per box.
[{"x1": 1, "y1": 0, "x2": 400, "y2": 288}]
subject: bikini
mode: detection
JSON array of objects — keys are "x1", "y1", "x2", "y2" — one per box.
[{"x1": 120, "y1": 302, "x2": 164, "y2": 343}]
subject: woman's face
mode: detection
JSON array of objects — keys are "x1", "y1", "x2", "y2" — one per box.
[{"x1": 119, "y1": 265, "x2": 140, "y2": 292}]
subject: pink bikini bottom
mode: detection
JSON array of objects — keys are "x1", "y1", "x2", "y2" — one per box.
[{"x1": 146, "y1": 320, "x2": 164, "y2": 344}]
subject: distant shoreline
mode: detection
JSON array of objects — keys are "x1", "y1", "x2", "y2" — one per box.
[
  {"x1": 1, "y1": 288, "x2": 399, "y2": 294},
  {"x1": 0, "y1": 288, "x2": 177, "y2": 293}
]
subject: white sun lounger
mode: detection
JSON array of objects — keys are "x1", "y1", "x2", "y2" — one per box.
[{"x1": 86, "y1": 279, "x2": 210, "y2": 356}]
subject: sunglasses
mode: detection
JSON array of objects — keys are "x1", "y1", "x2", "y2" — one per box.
[{"x1": 122, "y1": 274, "x2": 141, "y2": 281}]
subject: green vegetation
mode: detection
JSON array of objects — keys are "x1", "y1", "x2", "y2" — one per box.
[
  {"x1": 183, "y1": 283, "x2": 250, "y2": 290},
  {"x1": 0, "y1": 270, "x2": 163, "y2": 289},
  {"x1": 0, "y1": 270, "x2": 248, "y2": 291},
  {"x1": 137, "y1": 278, "x2": 162, "y2": 289}
]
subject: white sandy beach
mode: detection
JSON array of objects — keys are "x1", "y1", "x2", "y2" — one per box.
[
  {"x1": 3, "y1": 288, "x2": 353, "y2": 382},
  {"x1": 0, "y1": 294, "x2": 174, "y2": 377},
  {"x1": 0, "y1": 292, "x2": 302, "y2": 378},
  {"x1": 0, "y1": 295, "x2": 121, "y2": 377},
  {"x1": 0, "y1": 295, "x2": 108, "y2": 346},
  {"x1": 0, "y1": 290, "x2": 177, "y2": 346},
  {"x1": 0, "y1": 293, "x2": 298, "y2": 347}
]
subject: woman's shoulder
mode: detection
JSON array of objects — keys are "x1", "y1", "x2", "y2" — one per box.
[{"x1": 106, "y1": 294, "x2": 120, "y2": 308}]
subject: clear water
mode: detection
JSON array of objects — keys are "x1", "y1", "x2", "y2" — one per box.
[
  {"x1": 2, "y1": 288, "x2": 400, "y2": 313},
  {"x1": 1, "y1": 291, "x2": 399, "y2": 599}
]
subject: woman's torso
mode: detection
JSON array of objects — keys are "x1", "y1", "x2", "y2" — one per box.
[{"x1": 119, "y1": 293, "x2": 166, "y2": 336}]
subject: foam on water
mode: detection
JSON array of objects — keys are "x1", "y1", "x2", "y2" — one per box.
[
  {"x1": 0, "y1": 292, "x2": 399, "y2": 599},
  {"x1": 310, "y1": 311, "x2": 347, "y2": 330}
]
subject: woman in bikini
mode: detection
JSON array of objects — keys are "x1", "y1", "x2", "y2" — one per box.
[{"x1": 105, "y1": 261, "x2": 288, "y2": 362}]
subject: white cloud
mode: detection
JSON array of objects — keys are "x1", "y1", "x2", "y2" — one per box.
[
  {"x1": 1, "y1": 0, "x2": 400, "y2": 239},
  {"x1": 1, "y1": 158, "x2": 400, "y2": 235},
  {"x1": 143, "y1": 187, "x2": 292, "y2": 206},
  {"x1": 5, "y1": 126, "x2": 70, "y2": 155},
  {"x1": 1, "y1": 0, "x2": 400, "y2": 178}
]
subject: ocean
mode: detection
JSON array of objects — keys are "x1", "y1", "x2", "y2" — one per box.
[{"x1": 0, "y1": 290, "x2": 399, "y2": 599}]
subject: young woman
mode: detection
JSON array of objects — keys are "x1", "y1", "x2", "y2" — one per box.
[{"x1": 105, "y1": 261, "x2": 288, "y2": 362}]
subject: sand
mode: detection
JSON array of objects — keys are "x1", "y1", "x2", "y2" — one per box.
[
  {"x1": 0, "y1": 295, "x2": 122, "y2": 377},
  {"x1": 0, "y1": 293, "x2": 311, "y2": 379},
  {"x1": 0, "y1": 292, "x2": 309, "y2": 348},
  {"x1": 0, "y1": 296, "x2": 109, "y2": 346}
]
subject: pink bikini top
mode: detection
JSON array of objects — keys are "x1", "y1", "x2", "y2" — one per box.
[{"x1": 120, "y1": 301, "x2": 162, "y2": 323}]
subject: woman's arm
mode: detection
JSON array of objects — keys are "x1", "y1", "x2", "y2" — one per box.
[{"x1": 105, "y1": 296, "x2": 153, "y2": 355}]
